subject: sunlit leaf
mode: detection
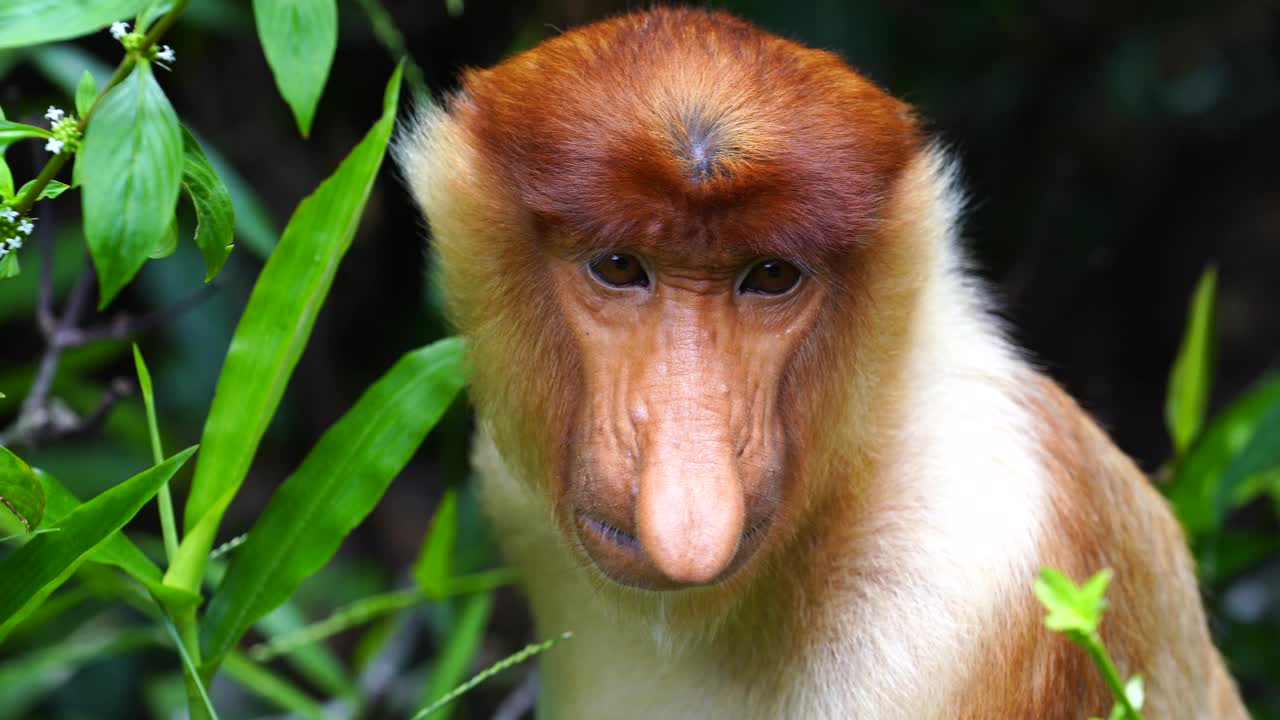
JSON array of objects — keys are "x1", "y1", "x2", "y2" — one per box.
[
  {"x1": 15, "y1": 179, "x2": 71, "y2": 202},
  {"x1": 253, "y1": 0, "x2": 337, "y2": 137},
  {"x1": 0, "y1": 0, "x2": 149, "y2": 49},
  {"x1": 75, "y1": 69, "x2": 97, "y2": 116},
  {"x1": 201, "y1": 335, "x2": 464, "y2": 665},
  {"x1": 168, "y1": 64, "x2": 404, "y2": 595},
  {"x1": 79, "y1": 61, "x2": 183, "y2": 307},
  {"x1": 1165, "y1": 267, "x2": 1217, "y2": 455}
]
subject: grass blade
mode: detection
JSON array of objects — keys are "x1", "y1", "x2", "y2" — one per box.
[{"x1": 1165, "y1": 267, "x2": 1217, "y2": 455}]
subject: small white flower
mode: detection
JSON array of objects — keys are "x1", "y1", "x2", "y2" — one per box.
[
  {"x1": 45, "y1": 138, "x2": 64, "y2": 154},
  {"x1": 18, "y1": 219, "x2": 34, "y2": 235},
  {"x1": 110, "y1": 21, "x2": 130, "y2": 40},
  {"x1": 156, "y1": 45, "x2": 176, "y2": 63},
  {"x1": 9, "y1": 237, "x2": 22, "y2": 250},
  {"x1": 45, "y1": 106, "x2": 65, "y2": 122},
  {"x1": 0, "y1": 207, "x2": 17, "y2": 222}
]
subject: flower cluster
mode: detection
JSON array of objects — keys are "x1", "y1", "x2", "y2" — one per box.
[
  {"x1": 43, "y1": 106, "x2": 82, "y2": 155},
  {"x1": 109, "y1": 21, "x2": 176, "y2": 66},
  {"x1": 0, "y1": 205, "x2": 35, "y2": 261}
]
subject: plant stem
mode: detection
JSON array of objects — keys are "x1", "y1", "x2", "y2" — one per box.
[{"x1": 1086, "y1": 633, "x2": 1141, "y2": 719}]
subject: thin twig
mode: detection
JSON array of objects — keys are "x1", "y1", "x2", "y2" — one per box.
[
  {"x1": 70, "y1": 378, "x2": 134, "y2": 437},
  {"x1": 60, "y1": 282, "x2": 219, "y2": 347}
]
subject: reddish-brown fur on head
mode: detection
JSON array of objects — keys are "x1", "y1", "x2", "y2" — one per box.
[{"x1": 450, "y1": 7, "x2": 920, "y2": 269}]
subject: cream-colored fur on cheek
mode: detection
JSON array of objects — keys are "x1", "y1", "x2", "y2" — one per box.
[{"x1": 440, "y1": 145, "x2": 1053, "y2": 718}]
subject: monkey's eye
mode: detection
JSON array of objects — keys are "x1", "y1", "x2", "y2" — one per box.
[
  {"x1": 739, "y1": 259, "x2": 801, "y2": 295},
  {"x1": 589, "y1": 253, "x2": 649, "y2": 288}
]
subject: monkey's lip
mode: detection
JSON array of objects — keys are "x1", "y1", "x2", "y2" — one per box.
[{"x1": 573, "y1": 510, "x2": 772, "y2": 590}]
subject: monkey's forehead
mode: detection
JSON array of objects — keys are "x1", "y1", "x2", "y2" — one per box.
[{"x1": 448, "y1": 7, "x2": 922, "y2": 262}]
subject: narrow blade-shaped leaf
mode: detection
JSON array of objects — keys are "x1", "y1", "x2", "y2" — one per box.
[
  {"x1": 1165, "y1": 267, "x2": 1217, "y2": 455},
  {"x1": 1167, "y1": 374, "x2": 1280, "y2": 537},
  {"x1": 0, "y1": 446, "x2": 44, "y2": 532},
  {"x1": 413, "y1": 490, "x2": 457, "y2": 596},
  {"x1": 38, "y1": 470, "x2": 199, "y2": 611},
  {"x1": 201, "y1": 335, "x2": 463, "y2": 664},
  {"x1": 180, "y1": 126, "x2": 235, "y2": 280},
  {"x1": 253, "y1": 0, "x2": 338, "y2": 137},
  {"x1": 419, "y1": 592, "x2": 493, "y2": 720},
  {"x1": 80, "y1": 61, "x2": 183, "y2": 307},
  {"x1": 170, "y1": 64, "x2": 403, "y2": 593},
  {"x1": 0, "y1": 447, "x2": 196, "y2": 637},
  {"x1": 0, "y1": 121, "x2": 52, "y2": 143},
  {"x1": 0, "y1": 1, "x2": 149, "y2": 49}
]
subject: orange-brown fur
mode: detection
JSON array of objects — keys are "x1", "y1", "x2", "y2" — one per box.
[{"x1": 398, "y1": 7, "x2": 1247, "y2": 718}]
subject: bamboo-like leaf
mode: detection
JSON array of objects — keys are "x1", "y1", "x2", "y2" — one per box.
[
  {"x1": 1165, "y1": 267, "x2": 1217, "y2": 455},
  {"x1": 0, "y1": 446, "x2": 44, "y2": 533},
  {"x1": 1167, "y1": 374, "x2": 1280, "y2": 538},
  {"x1": 253, "y1": 0, "x2": 338, "y2": 137},
  {"x1": 0, "y1": 448, "x2": 196, "y2": 638},
  {"x1": 223, "y1": 652, "x2": 326, "y2": 720},
  {"x1": 413, "y1": 490, "x2": 457, "y2": 596},
  {"x1": 201, "y1": 336, "x2": 464, "y2": 665},
  {"x1": 419, "y1": 592, "x2": 493, "y2": 720},
  {"x1": 0, "y1": 0, "x2": 148, "y2": 49},
  {"x1": 79, "y1": 61, "x2": 184, "y2": 307},
  {"x1": 180, "y1": 126, "x2": 235, "y2": 280},
  {"x1": 168, "y1": 64, "x2": 403, "y2": 595}
]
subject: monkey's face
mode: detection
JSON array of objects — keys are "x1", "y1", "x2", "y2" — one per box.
[{"x1": 547, "y1": 244, "x2": 826, "y2": 590}]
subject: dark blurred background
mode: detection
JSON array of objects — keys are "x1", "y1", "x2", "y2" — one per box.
[{"x1": 0, "y1": 0, "x2": 1277, "y2": 717}]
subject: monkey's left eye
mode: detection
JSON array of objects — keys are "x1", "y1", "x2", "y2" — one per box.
[
  {"x1": 740, "y1": 259, "x2": 802, "y2": 295},
  {"x1": 589, "y1": 253, "x2": 649, "y2": 288}
]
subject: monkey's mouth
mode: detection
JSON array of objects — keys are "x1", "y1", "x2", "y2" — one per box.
[{"x1": 574, "y1": 510, "x2": 772, "y2": 590}]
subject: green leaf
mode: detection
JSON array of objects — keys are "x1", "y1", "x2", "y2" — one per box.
[
  {"x1": 201, "y1": 336, "x2": 464, "y2": 665},
  {"x1": 38, "y1": 470, "x2": 199, "y2": 612},
  {"x1": 180, "y1": 126, "x2": 235, "y2": 280},
  {"x1": 1167, "y1": 374, "x2": 1280, "y2": 538},
  {"x1": 0, "y1": 1, "x2": 149, "y2": 49},
  {"x1": 1033, "y1": 567, "x2": 1111, "y2": 636},
  {"x1": 15, "y1": 179, "x2": 71, "y2": 202},
  {"x1": 79, "y1": 61, "x2": 183, "y2": 308},
  {"x1": 413, "y1": 490, "x2": 457, "y2": 596},
  {"x1": 1165, "y1": 267, "x2": 1217, "y2": 455},
  {"x1": 253, "y1": 0, "x2": 338, "y2": 137},
  {"x1": 1212, "y1": 403, "x2": 1280, "y2": 521},
  {"x1": 0, "y1": 103, "x2": 13, "y2": 200},
  {"x1": 0, "y1": 448, "x2": 196, "y2": 639},
  {"x1": 0, "y1": 446, "x2": 44, "y2": 532},
  {"x1": 0, "y1": 120, "x2": 52, "y2": 143},
  {"x1": 75, "y1": 69, "x2": 97, "y2": 117},
  {"x1": 0, "y1": 254, "x2": 19, "y2": 280},
  {"x1": 149, "y1": 216, "x2": 179, "y2": 259},
  {"x1": 168, "y1": 64, "x2": 404, "y2": 594},
  {"x1": 419, "y1": 592, "x2": 493, "y2": 720},
  {"x1": 136, "y1": 0, "x2": 176, "y2": 30}
]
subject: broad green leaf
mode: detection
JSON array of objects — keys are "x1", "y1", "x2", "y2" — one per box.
[
  {"x1": 414, "y1": 490, "x2": 457, "y2": 596},
  {"x1": 0, "y1": 0, "x2": 149, "y2": 49},
  {"x1": 0, "y1": 626, "x2": 157, "y2": 720},
  {"x1": 420, "y1": 592, "x2": 493, "y2": 720},
  {"x1": 223, "y1": 652, "x2": 327, "y2": 720},
  {"x1": 0, "y1": 448, "x2": 195, "y2": 638},
  {"x1": 1167, "y1": 374, "x2": 1280, "y2": 537},
  {"x1": 1213, "y1": 403, "x2": 1280, "y2": 522},
  {"x1": 149, "y1": 216, "x2": 179, "y2": 259},
  {"x1": 0, "y1": 120, "x2": 51, "y2": 143},
  {"x1": 169, "y1": 64, "x2": 404, "y2": 594},
  {"x1": 15, "y1": 178, "x2": 71, "y2": 202},
  {"x1": 75, "y1": 69, "x2": 97, "y2": 116},
  {"x1": 29, "y1": 44, "x2": 278, "y2": 256},
  {"x1": 38, "y1": 470, "x2": 199, "y2": 611},
  {"x1": 201, "y1": 335, "x2": 464, "y2": 665},
  {"x1": 253, "y1": 0, "x2": 338, "y2": 137},
  {"x1": 80, "y1": 61, "x2": 183, "y2": 308},
  {"x1": 1165, "y1": 267, "x2": 1217, "y2": 455},
  {"x1": 0, "y1": 446, "x2": 44, "y2": 532},
  {"x1": 180, "y1": 126, "x2": 235, "y2": 280},
  {"x1": 136, "y1": 0, "x2": 176, "y2": 30}
]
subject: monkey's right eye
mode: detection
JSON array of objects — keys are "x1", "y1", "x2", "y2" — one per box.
[{"x1": 589, "y1": 253, "x2": 649, "y2": 288}]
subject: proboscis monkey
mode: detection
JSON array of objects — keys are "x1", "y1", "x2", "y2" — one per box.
[{"x1": 398, "y1": 8, "x2": 1247, "y2": 719}]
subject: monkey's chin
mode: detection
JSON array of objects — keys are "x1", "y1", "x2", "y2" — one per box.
[{"x1": 572, "y1": 512, "x2": 768, "y2": 591}]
